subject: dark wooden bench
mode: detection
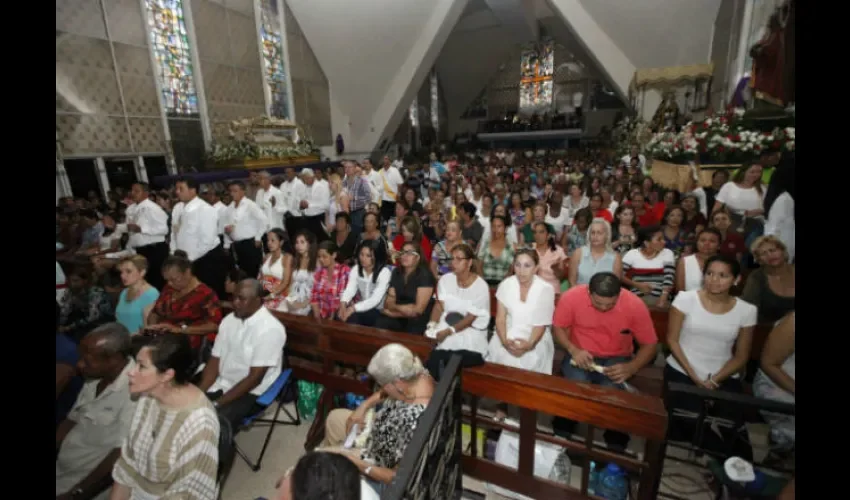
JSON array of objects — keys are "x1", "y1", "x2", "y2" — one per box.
[{"x1": 269, "y1": 311, "x2": 667, "y2": 499}]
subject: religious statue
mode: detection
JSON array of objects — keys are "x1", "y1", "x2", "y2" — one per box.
[
  {"x1": 650, "y1": 92, "x2": 680, "y2": 133},
  {"x1": 749, "y1": 0, "x2": 795, "y2": 109}
]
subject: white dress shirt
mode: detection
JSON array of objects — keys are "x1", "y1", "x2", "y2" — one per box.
[
  {"x1": 213, "y1": 200, "x2": 228, "y2": 236},
  {"x1": 170, "y1": 196, "x2": 220, "y2": 261},
  {"x1": 297, "y1": 181, "x2": 330, "y2": 217},
  {"x1": 366, "y1": 170, "x2": 382, "y2": 204},
  {"x1": 123, "y1": 198, "x2": 169, "y2": 248},
  {"x1": 280, "y1": 178, "x2": 305, "y2": 219},
  {"x1": 379, "y1": 166, "x2": 404, "y2": 203},
  {"x1": 210, "y1": 307, "x2": 287, "y2": 396},
  {"x1": 340, "y1": 265, "x2": 392, "y2": 312},
  {"x1": 255, "y1": 185, "x2": 286, "y2": 230},
  {"x1": 223, "y1": 198, "x2": 268, "y2": 248}
]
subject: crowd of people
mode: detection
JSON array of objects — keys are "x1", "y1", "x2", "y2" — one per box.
[{"x1": 56, "y1": 147, "x2": 795, "y2": 498}]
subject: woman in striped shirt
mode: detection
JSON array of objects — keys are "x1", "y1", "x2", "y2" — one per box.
[
  {"x1": 112, "y1": 334, "x2": 220, "y2": 500},
  {"x1": 622, "y1": 225, "x2": 676, "y2": 308}
]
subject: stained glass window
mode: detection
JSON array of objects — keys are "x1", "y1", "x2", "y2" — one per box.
[
  {"x1": 260, "y1": 0, "x2": 290, "y2": 119},
  {"x1": 519, "y1": 39, "x2": 554, "y2": 113},
  {"x1": 430, "y1": 70, "x2": 439, "y2": 132},
  {"x1": 144, "y1": 0, "x2": 199, "y2": 115}
]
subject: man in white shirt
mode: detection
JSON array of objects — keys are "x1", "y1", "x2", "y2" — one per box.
[
  {"x1": 224, "y1": 180, "x2": 268, "y2": 279},
  {"x1": 362, "y1": 159, "x2": 382, "y2": 205},
  {"x1": 56, "y1": 323, "x2": 136, "y2": 499},
  {"x1": 378, "y1": 155, "x2": 404, "y2": 224},
  {"x1": 296, "y1": 168, "x2": 330, "y2": 242},
  {"x1": 280, "y1": 167, "x2": 305, "y2": 237},
  {"x1": 202, "y1": 186, "x2": 228, "y2": 245},
  {"x1": 255, "y1": 171, "x2": 286, "y2": 233},
  {"x1": 170, "y1": 176, "x2": 227, "y2": 298},
  {"x1": 198, "y1": 279, "x2": 286, "y2": 432},
  {"x1": 620, "y1": 145, "x2": 648, "y2": 175},
  {"x1": 123, "y1": 182, "x2": 170, "y2": 290}
]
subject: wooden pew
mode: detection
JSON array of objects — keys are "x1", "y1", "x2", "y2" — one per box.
[{"x1": 270, "y1": 311, "x2": 667, "y2": 499}]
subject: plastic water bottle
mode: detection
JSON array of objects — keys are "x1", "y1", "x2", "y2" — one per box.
[
  {"x1": 596, "y1": 463, "x2": 628, "y2": 500},
  {"x1": 587, "y1": 461, "x2": 599, "y2": 495}
]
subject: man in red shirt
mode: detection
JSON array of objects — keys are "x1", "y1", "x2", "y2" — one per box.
[{"x1": 552, "y1": 272, "x2": 658, "y2": 452}]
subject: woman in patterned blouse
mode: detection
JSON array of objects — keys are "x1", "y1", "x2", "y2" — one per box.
[
  {"x1": 146, "y1": 252, "x2": 223, "y2": 355},
  {"x1": 430, "y1": 220, "x2": 463, "y2": 279},
  {"x1": 321, "y1": 343, "x2": 434, "y2": 496},
  {"x1": 476, "y1": 215, "x2": 515, "y2": 287},
  {"x1": 310, "y1": 241, "x2": 351, "y2": 320},
  {"x1": 112, "y1": 334, "x2": 220, "y2": 500}
]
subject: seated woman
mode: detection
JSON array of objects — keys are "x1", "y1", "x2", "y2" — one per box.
[
  {"x1": 675, "y1": 228, "x2": 721, "y2": 292},
  {"x1": 680, "y1": 193, "x2": 707, "y2": 238},
  {"x1": 282, "y1": 230, "x2": 319, "y2": 316},
  {"x1": 520, "y1": 203, "x2": 555, "y2": 246},
  {"x1": 310, "y1": 241, "x2": 351, "y2": 320},
  {"x1": 330, "y1": 212, "x2": 359, "y2": 266},
  {"x1": 710, "y1": 208, "x2": 746, "y2": 264},
  {"x1": 531, "y1": 221, "x2": 568, "y2": 293},
  {"x1": 622, "y1": 225, "x2": 676, "y2": 308},
  {"x1": 375, "y1": 242, "x2": 436, "y2": 334},
  {"x1": 486, "y1": 249, "x2": 556, "y2": 373},
  {"x1": 661, "y1": 205, "x2": 689, "y2": 257},
  {"x1": 339, "y1": 240, "x2": 392, "y2": 327},
  {"x1": 611, "y1": 205, "x2": 639, "y2": 256},
  {"x1": 753, "y1": 311, "x2": 795, "y2": 453},
  {"x1": 357, "y1": 212, "x2": 389, "y2": 251},
  {"x1": 111, "y1": 334, "x2": 220, "y2": 499},
  {"x1": 664, "y1": 254, "x2": 756, "y2": 456},
  {"x1": 391, "y1": 215, "x2": 433, "y2": 265},
  {"x1": 742, "y1": 235, "x2": 795, "y2": 324},
  {"x1": 431, "y1": 220, "x2": 464, "y2": 279},
  {"x1": 426, "y1": 243, "x2": 490, "y2": 355},
  {"x1": 260, "y1": 228, "x2": 293, "y2": 312},
  {"x1": 568, "y1": 218, "x2": 621, "y2": 287},
  {"x1": 566, "y1": 207, "x2": 593, "y2": 255},
  {"x1": 58, "y1": 264, "x2": 115, "y2": 342},
  {"x1": 146, "y1": 252, "x2": 223, "y2": 359},
  {"x1": 476, "y1": 215, "x2": 515, "y2": 287},
  {"x1": 321, "y1": 343, "x2": 434, "y2": 496},
  {"x1": 114, "y1": 255, "x2": 159, "y2": 334}
]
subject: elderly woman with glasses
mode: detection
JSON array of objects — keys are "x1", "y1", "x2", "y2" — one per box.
[{"x1": 321, "y1": 344, "x2": 434, "y2": 496}]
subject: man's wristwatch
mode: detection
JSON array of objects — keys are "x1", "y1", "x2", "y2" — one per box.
[
  {"x1": 364, "y1": 465, "x2": 373, "y2": 477},
  {"x1": 448, "y1": 326, "x2": 456, "y2": 335},
  {"x1": 70, "y1": 487, "x2": 85, "y2": 498}
]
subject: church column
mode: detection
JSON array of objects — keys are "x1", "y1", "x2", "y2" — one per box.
[
  {"x1": 180, "y1": 0, "x2": 213, "y2": 148},
  {"x1": 95, "y1": 157, "x2": 112, "y2": 200},
  {"x1": 135, "y1": 156, "x2": 150, "y2": 184}
]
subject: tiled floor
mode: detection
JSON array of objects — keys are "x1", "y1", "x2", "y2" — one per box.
[{"x1": 221, "y1": 404, "x2": 774, "y2": 500}]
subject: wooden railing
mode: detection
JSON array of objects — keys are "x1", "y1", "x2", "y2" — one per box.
[{"x1": 270, "y1": 311, "x2": 668, "y2": 499}]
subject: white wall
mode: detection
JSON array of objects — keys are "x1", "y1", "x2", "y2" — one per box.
[{"x1": 286, "y1": 0, "x2": 469, "y2": 154}]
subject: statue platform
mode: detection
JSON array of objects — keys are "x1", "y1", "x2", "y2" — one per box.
[{"x1": 651, "y1": 160, "x2": 741, "y2": 192}]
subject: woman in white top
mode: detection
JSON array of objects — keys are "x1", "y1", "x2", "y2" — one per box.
[
  {"x1": 427, "y1": 244, "x2": 491, "y2": 356},
  {"x1": 281, "y1": 230, "x2": 318, "y2": 316},
  {"x1": 486, "y1": 248, "x2": 556, "y2": 375},
  {"x1": 763, "y1": 156, "x2": 795, "y2": 263},
  {"x1": 753, "y1": 311, "x2": 795, "y2": 452},
  {"x1": 326, "y1": 173, "x2": 350, "y2": 231},
  {"x1": 664, "y1": 254, "x2": 757, "y2": 451},
  {"x1": 338, "y1": 240, "x2": 392, "y2": 327},
  {"x1": 545, "y1": 191, "x2": 570, "y2": 241},
  {"x1": 260, "y1": 228, "x2": 294, "y2": 311},
  {"x1": 675, "y1": 228, "x2": 721, "y2": 292},
  {"x1": 712, "y1": 163, "x2": 767, "y2": 238}
]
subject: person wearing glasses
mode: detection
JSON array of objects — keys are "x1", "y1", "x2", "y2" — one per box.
[
  {"x1": 374, "y1": 242, "x2": 436, "y2": 334},
  {"x1": 426, "y1": 244, "x2": 490, "y2": 355}
]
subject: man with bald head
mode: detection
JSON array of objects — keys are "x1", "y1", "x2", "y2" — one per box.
[
  {"x1": 56, "y1": 323, "x2": 136, "y2": 500},
  {"x1": 198, "y1": 279, "x2": 287, "y2": 431}
]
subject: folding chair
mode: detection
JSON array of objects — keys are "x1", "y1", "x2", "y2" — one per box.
[{"x1": 234, "y1": 367, "x2": 300, "y2": 471}]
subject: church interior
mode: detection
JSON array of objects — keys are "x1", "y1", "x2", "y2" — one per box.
[{"x1": 56, "y1": 0, "x2": 795, "y2": 499}]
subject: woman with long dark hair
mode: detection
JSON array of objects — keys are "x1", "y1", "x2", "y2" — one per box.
[
  {"x1": 282, "y1": 230, "x2": 318, "y2": 315},
  {"x1": 260, "y1": 228, "x2": 294, "y2": 311},
  {"x1": 339, "y1": 240, "x2": 392, "y2": 326}
]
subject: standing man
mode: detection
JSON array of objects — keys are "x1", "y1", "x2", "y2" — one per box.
[
  {"x1": 123, "y1": 182, "x2": 170, "y2": 290},
  {"x1": 202, "y1": 186, "x2": 228, "y2": 247},
  {"x1": 255, "y1": 171, "x2": 286, "y2": 234},
  {"x1": 296, "y1": 168, "x2": 330, "y2": 242},
  {"x1": 551, "y1": 272, "x2": 658, "y2": 452},
  {"x1": 280, "y1": 167, "x2": 304, "y2": 238},
  {"x1": 378, "y1": 155, "x2": 404, "y2": 224},
  {"x1": 362, "y1": 159, "x2": 382, "y2": 205},
  {"x1": 223, "y1": 180, "x2": 268, "y2": 279},
  {"x1": 342, "y1": 160, "x2": 372, "y2": 235},
  {"x1": 170, "y1": 176, "x2": 227, "y2": 298}
]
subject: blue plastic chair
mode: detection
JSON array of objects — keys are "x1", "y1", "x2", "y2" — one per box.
[{"x1": 234, "y1": 367, "x2": 300, "y2": 471}]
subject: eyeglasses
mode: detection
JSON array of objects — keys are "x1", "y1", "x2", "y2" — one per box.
[
  {"x1": 399, "y1": 250, "x2": 418, "y2": 256},
  {"x1": 451, "y1": 256, "x2": 470, "y2": 261}
]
